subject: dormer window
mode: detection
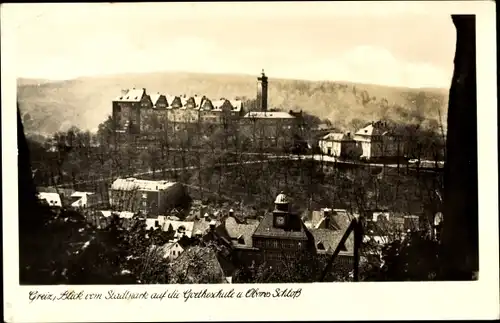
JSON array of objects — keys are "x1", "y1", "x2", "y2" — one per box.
[{"x1": 317, "y1": 242, "x2": 325, "y2": 250}]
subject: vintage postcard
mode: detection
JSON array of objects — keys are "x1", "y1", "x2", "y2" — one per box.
[{"x1": 2, "y1": 1, "x2": 498, "y2": 321}]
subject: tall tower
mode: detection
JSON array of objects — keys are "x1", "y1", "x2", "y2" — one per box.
[{"x1": 256, "y1": 69, "x2": 268, "y2": 112}]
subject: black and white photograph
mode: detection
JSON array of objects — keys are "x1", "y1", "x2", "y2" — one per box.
[{"x1": 2, "y1": 1, "x2": 498, "y2": 321}]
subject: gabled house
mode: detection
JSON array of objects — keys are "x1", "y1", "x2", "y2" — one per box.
[
  {"x1": 69, "y1": 191, "x2": 100, "y2": 209},
  {"x1": 149, "y1": 93, "x2": 168, "y2": 109},
  {"x1": 37, "y1": 192, "x2": 62, "y2": 208},
  {"x1": 112, "y1": 88, "x2": 152, "y2": 133},
  {"x1": 353, "y1": 121, "x2": 400, "y2": 160},
  {"x1": 109, "y1": 178, "x2": 190, "y2": 216},
  {"x1": 161, "y1": 240, "x2": 189, "y2": 261},
  {"x1": 318, "y1": 132, "x2": 358, "y2": 158}
]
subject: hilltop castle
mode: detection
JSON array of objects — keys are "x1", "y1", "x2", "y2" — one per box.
[{"x1": 112, "y1": 70, "x2": 301, "y2": 135}]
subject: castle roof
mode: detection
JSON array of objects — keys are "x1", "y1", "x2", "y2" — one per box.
[{"x1": 114, "y1": 88, "x2": 146, "y2": 102}]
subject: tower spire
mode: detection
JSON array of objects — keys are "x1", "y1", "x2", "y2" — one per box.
[{"x1": 256, "y1": 69, "x2": 268, "y2": 112}]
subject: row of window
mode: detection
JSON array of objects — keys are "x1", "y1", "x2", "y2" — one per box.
[{"x1": 254, "y1": 239, "x2": 300, "y2": 250}]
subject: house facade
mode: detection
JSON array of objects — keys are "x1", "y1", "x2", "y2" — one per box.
[
  {"x1": 109, "y1": 178, "x2": 190, "y2": 216},
  {"x1": 112, "y1": 88, "x2": 152, "y2": 134},
  {"x1": 70, "y1": 191, "x2": 100, "y2": 209},
  {"x1": 37, "y1": 192, "x2": 62, "y2": 208},
  {"x1": 113, "y1": 89, "x2": 244, "y2": 135},
  {"x1": 353, "y1": 121, "x2": 400, "y2": 160},
  {"x1": 319, "y1": 132, "x2": 358, "y2": 158},
  {"x1": 211, "y1": 193, "x2": 356, "y2": 274}
]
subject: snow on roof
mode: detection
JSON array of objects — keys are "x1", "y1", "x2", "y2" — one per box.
[
  {"x1": 321, "y1": 132, "x2": 352, "y2": 141},
  {"x1": 99, "y1": 210, "x2": 112, "y2": 218},
  {"x1": 119, "y1": 211, "x2": 135, "y2": 219},
  {"x1": 162, "y1": 220, "x2": 194, "y2": 238},
  {"x1": 145, "y1": 218, "x2": 159, "y2": 230},
  {"x1": 71, "y1": 191, "x2": 94, "y2": 197},
  {"x1": 165, "y1": 94, "x2": 177, "y2": 106},
  {"x1": 111, "y1": 178, "x2": 177, "y2": 191},
  {"x1": 193, "y1": 96, "x2": 203, "y2": 107},
  {"x1": 149, "y1": 93, "x2": 162, "y2": 106},
  {"x1": 114, "y1": 88, "x2": 145, "y2": 102},
  {"x1": 212, "y1": 99, "x2": 226, "y2": 110},
  {"x1": 98, "y1": 210, "x2": 135, "y2": 219},
  {"x1": 355, "y1": 122, "x2": 391, "y2": 137},
  {"x1": 230, "y1": 99, "x2": 242, "y2": 111},
  {"x1": 243, "y1": 111, "x2": 295, "y2": 119},
  {"x1": 37, "y1": 192, "x2": 62, "y2": 207}
]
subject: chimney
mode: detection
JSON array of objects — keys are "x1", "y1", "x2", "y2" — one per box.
[
  {"x1": 121, "y1": 89, "x2": 128, "y2": 95},
  {"x1": 323, "y1": 208, "x2": 332, "y2": 229},
  {"x1": 209, "y1": 220, "x2": 216, "y2": 231}
]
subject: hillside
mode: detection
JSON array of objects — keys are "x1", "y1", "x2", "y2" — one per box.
[{"x1": 17, "y1": 72, "x2": 449, "y2": 135}]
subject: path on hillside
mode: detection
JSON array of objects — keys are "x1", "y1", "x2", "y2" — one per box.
[
  {"x1": 56, "y1": 154, "x2": 443, "y2": 188},
  {"x1": 55, "y1": 158, "x2": 276, "y2": 188}
]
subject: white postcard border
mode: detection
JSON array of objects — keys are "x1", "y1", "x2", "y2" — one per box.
[{"x1": 2, "y1": 1, "x2": 498, "y2": 322}]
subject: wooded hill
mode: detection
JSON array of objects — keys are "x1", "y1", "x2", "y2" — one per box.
[{"x1": 17, "y1": 71, "x2": 449, "y2": 136}]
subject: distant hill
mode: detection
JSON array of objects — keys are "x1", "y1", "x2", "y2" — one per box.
[{"x1": 17, "y1": 71, "x2": 449, "y2": 136}]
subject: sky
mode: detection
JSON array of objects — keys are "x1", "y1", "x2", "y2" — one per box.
[{"x1": 5, "y1": 2, "x2": 458, "y2": 88}]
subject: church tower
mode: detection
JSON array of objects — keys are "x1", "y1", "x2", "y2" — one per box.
[{"x1": 256, "y1": 69, "x2": 268, "y2": 112}]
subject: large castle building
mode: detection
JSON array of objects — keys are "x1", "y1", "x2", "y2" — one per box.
[
  {"x1": 111, "y1": 71, "x2": 304, "y2": 150},
  {"x1": 112, "y1": 89, "x2": 244, "y2": 134}
]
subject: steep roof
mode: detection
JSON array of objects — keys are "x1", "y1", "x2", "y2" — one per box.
[
  {"x1": 165, "y1": 95, "x2": 177, "y2": 106},
  {"x1": 71, "y1": 191, "x2": 94, "y2": 198},
  {"x1": 230, "y1": 99, "x2": 243, "y2": 111},
  {"x1": 253, "y1": 212, "x2": 309, "y2": 240},
  {"x1": 98, "y1": 210, "x2": 135, "y2": 219},
  {"x1": 355, "y1": 122, "x2": 391, "y2": 137},
  {"x1": 321, "y1": 132, "x2": 354, "y2": 141},
  {"x1": 149, "y1": 93, "x2": 166, "y2": 107},
  {"x1": 37, "y1": 192, "x2": 62, "y2": 207},
  {"x1": 110, "y1": 178, "x2": 177, "y2": 191},
  {"x1": 310, "y1": 228, "x2": 354, "y2": 256},
  {"x1": 244, "y1": 111, "x2": 295, "y2": 119},
  {"x1": 169, "y1": 246, "x2": 227, "y2": 284},
  {"x1": 114, "y1": 88, "x2": 146, "y2": 102},
  {"x1": 224, "y1": 217, "x2": 259, "y2": 249},
  {"x1": 161, "y1": 220, "x2": 195, "y2": 238},
  {"x1": 193, "y1": 96, "x2": 203, "y2": 108}
]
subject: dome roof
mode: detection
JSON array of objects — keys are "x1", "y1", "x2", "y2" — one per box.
[{"x1": 274, "y1": 192, "x2": 289, "y2": 204}]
